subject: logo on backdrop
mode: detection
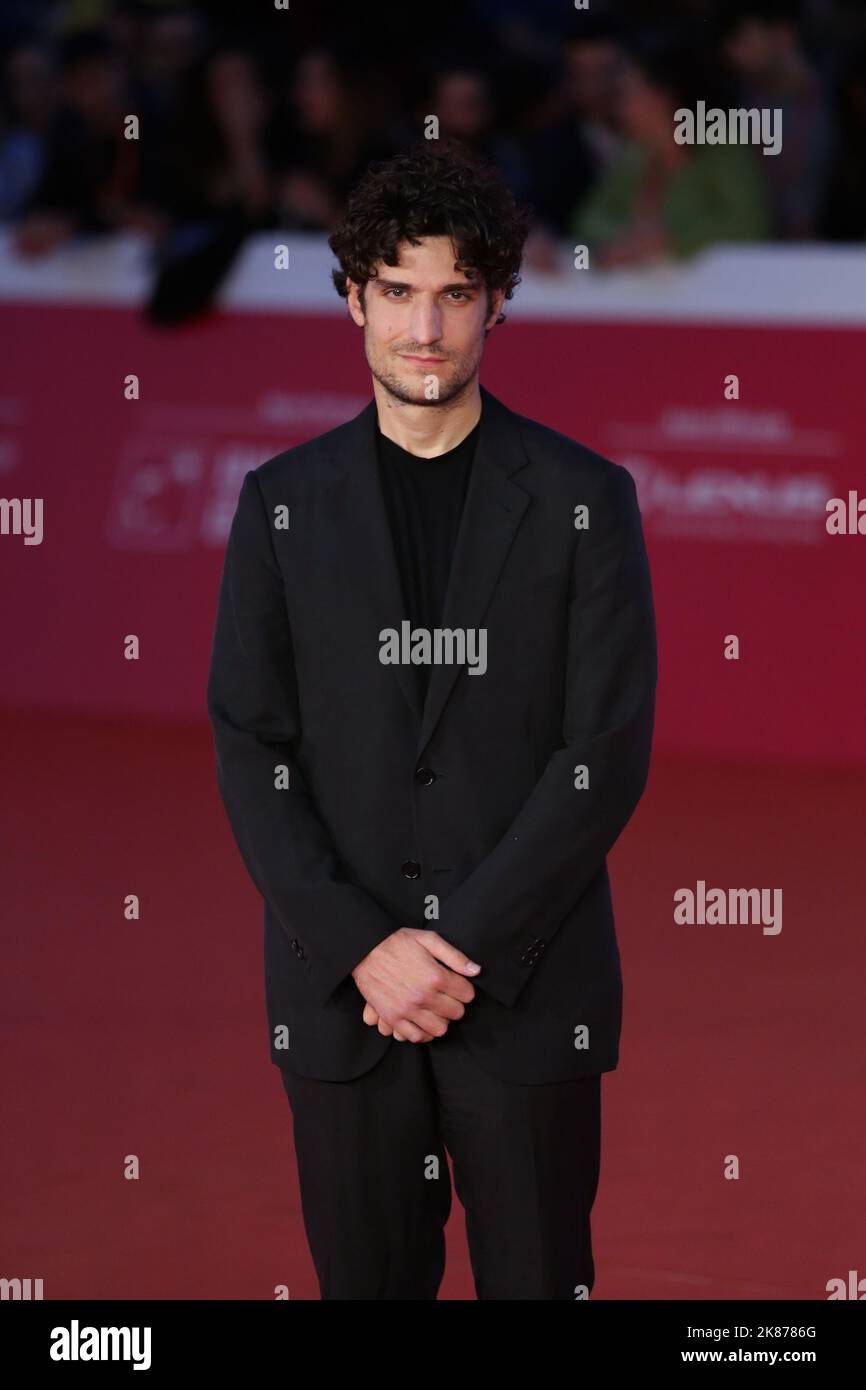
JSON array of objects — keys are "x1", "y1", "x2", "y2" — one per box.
[
  {"x1": 607, "y1": 404, "x2": 841, "y2": 544},
  {"x1": 103, "y1": 391, "x2": 367, "y2": 551}
]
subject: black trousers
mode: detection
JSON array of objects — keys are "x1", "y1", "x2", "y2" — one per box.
[{"x1": 278, "y1": 1022, "x2": 603, "y2": 1300}]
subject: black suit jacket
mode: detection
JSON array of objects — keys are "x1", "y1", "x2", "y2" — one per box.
[{"x1": 206, "y1": 383, "x2": 657, "y2": 1084}]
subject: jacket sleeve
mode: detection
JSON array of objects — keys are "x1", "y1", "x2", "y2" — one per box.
[
  {"x1": 206, "y1": 468, "x2": 400, "y2": 1007},
  {"x1": 439, "y1": 461, "x2": 657, "y2": 1008}
]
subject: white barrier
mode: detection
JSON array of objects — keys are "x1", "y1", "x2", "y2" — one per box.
[{"x1": 1, "y1": 228, "x2": 865, "y2": 325}]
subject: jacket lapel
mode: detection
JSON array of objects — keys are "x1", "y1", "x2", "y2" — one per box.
[
  {"x1": 328, "y1": 384, "x2": 531, "y2": 756},
  {"x1": 416, "y1": 386, "x2": 531, "y2": 754}
]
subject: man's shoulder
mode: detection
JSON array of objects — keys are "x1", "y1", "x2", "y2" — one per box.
[
  {"x1": 251, "y1": 403, "x2": 372, "y2": 489},
  {"x1": 491, "y1": 389, "x2": 628, "y2": 494}
]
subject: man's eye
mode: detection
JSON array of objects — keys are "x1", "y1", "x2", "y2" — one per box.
[{"x1": 383, "y1": 289, "x2": 470, "y2": 300}]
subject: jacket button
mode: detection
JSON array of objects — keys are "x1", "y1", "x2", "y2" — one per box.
[
  {"x1": 414, "y1": 766, "x2": 436, "y2": 786},
  {"x1": 519, "y1": 937, "x2": 545, "y2": 965},
  {"x1": 401, "y1": 860, "x2": 422, "y2": 879}
]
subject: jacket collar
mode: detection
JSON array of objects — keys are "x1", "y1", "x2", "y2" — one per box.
[{"x1": 329, "y1": 383, "x2": 532, "y2": 756}]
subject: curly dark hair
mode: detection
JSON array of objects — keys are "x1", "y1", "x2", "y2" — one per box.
[{"x1": 328, "y1": 139, "x2": 532, "y2": 327}]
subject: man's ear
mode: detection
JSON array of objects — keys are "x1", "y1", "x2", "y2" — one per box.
[
  {"x1": 347, "y1": 278, "x2": 366, "y2": 327},
  {"x1": 487, "y1": 287, "x2": 506, "y2": 328}
]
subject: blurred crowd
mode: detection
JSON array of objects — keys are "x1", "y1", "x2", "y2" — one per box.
[{"x1": 2, "y1": 0, "x2": 865, "y2": 320}]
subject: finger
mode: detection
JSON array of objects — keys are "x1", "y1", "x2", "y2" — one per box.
[
  {"x1": 404, "y1": 1008, "x2": 451, "y2": 1039},
  {"x1": 392, "y1": 1018, "x2": 436, "y2": 1043},
  {"x1": 424, "y1": 991, "x2": 468, "y2": 1022},
  {"x1": 414, "y1": 945, "x2": 480, "y2": 1000},
  {"x1": 394, "y1": 1028, "x2": 436, "y2": 1043},
  {"x1": 362, "y1": 1002, "x2": 378, "y2": 1026},
  {"x1": 414, "y1": 932, "x2": 481, "y2": 979},
  {"x1": 376, "y1": 1019, "x2": 394, "y2": 1036},
  {"x1": 392, "y1": 1023, "x2": 437, "y2": 1042}
]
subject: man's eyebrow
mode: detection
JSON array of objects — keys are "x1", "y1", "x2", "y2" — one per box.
[{"x1": 371, "y1": 276, "x2": 481, "y2": 292}]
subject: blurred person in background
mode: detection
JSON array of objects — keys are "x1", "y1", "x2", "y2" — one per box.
[
  {"x1": 145, "y1": 42, "x2": 274, "y2": 322},
  {"x1": 0, "y1": 37, "x2": 56, "y2": 221},
  {"x1": 13, "y1": 28, "x2": 145, "y2": 255},
  {"x1": 422, "y1": 64, "x2": 530, "y2": 203},
  {"x1": 268, "y1": 45, "x2": 393, "y2": 233},
  {"x1": 821, "y1": 41, "x2": 866, "y2": 240},
  {"x1": 126, "y1": 4, "x2": 204, "y2": 221},
  {"x1": 522, "y1": 18, "x2": 626, "y2": 271},
  {"x1": 388, "y1": 58, "x2": 530, "y2": 219},
  {"x1": 574, "y1": 40, "x2": 770, "y2": 269},
  {"x1": 722, "y1": 0, "x2": 833, "y2": 239}
]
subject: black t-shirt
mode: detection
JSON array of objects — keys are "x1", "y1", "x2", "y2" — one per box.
[{"x1": 376, "y1": 413, "x2": 481, "y2": 702}]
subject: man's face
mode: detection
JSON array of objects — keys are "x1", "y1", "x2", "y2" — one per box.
[{"x1": 347, "y1": 236, "x2": 504, "y2": 407}]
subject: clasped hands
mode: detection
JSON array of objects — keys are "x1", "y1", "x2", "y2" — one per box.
[{"x1": 352, "y1": 927, "x2": 480, "y2": 1043}]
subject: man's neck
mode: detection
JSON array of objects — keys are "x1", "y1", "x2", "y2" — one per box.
[{"x1": 374, "y1": 381, "x2": 482, "y2": 458}]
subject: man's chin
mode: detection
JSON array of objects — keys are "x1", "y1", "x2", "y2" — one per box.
[{"x1": 376, "y1": 368, "x2": 467, "y2": 405}]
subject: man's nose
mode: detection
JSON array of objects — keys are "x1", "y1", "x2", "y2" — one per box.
[{"x1": 407, "y1": 298, "x2": 443, "y2": 345}]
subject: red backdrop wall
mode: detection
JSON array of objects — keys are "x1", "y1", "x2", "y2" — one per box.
[{"x1": 2, "y1": 301, "x2": 863, "y2": 765}]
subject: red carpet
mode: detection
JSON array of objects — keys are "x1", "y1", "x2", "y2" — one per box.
[{"x1": 2, "y1": 709, "x2": 863, "y2": 1299}]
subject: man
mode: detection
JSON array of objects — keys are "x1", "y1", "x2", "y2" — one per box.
[{"x1": 206, "y1": 141, "x2": 657, "y2": 1300}]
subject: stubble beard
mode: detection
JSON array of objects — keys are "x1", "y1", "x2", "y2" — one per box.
[{"x1": 367, "y1": 339, "x2": 480, "y2": 409}]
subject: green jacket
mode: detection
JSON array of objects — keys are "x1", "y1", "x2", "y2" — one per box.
[{"x1": 574, "y1": 141, "x2": 770, "y2": 258}]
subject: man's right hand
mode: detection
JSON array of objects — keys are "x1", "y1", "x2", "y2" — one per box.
[{"x1": 351, "y1": 928, "x2": 480, "y2": 1043}]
